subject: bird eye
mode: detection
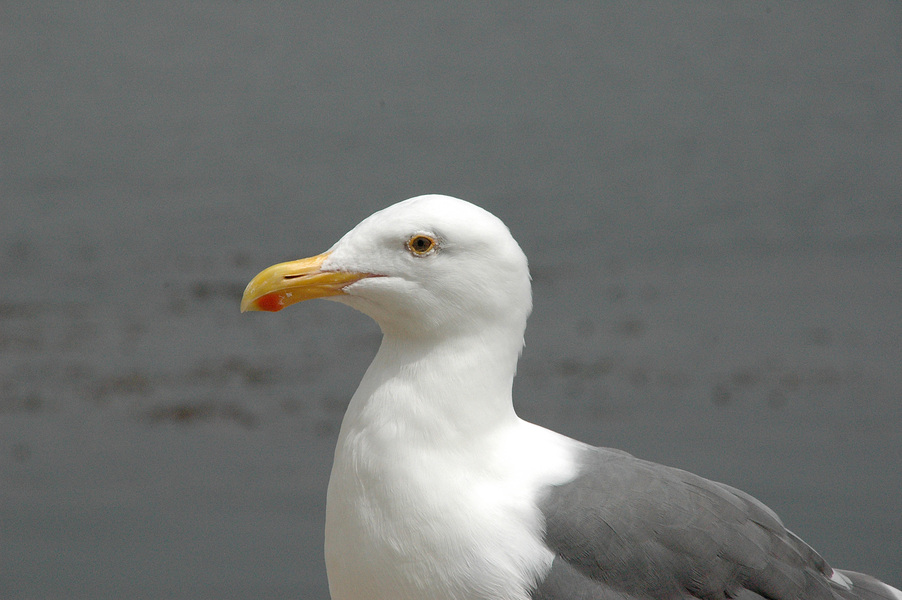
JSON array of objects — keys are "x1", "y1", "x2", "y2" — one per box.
[{"x1": 406, "y1": 234, "x2": 437, "y2": 256}]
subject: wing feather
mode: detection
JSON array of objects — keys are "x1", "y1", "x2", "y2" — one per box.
[{"x1": 533, "y1": 447, "x2": 847, "y2": 600}]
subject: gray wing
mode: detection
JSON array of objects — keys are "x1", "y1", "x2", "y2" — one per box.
[{"x1": 532, "y1": 447, "x2": 897, "y2": 600}]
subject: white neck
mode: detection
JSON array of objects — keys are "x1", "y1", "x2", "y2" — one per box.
[
  {"x1": 324, "y1": 325, "x2": 582, "y2": 600},
  {"x1": 342, "y1": 326, "x2": 523, "y2": 447}
]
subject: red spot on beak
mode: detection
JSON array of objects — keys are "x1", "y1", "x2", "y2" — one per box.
[{"x1": 255, "y1": 293, "x2": 284, "y2": 312}]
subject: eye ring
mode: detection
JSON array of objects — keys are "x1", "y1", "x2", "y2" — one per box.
[{"x1": 406, "y1": 234, "x2": 437, "y2": 256}]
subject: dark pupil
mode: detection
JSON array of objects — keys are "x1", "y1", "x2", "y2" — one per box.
[{"x1": 414, "y1": 237, "x2": 430, "y2": 251}]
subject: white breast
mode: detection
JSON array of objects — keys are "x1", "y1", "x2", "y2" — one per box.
[{"x1": 324, "y1": 416, "x2": 581, "y2": 600}]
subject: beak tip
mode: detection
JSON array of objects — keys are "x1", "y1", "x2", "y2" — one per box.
[{"x1": 239, "y1": 297, "x2": 264, "y2": 313}]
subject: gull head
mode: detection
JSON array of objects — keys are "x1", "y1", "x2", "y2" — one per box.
[{"x1": 241, "y1": 195, "x2": 532, "y2": 341}]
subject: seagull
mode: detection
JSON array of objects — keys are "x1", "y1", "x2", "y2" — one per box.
[{"x1": 241, "y1": 195, "x2": 900, "y2": 600}]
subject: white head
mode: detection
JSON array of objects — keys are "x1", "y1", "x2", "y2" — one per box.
[{"x1": 241, "y1": 195, "x2": 532, "y2": 344}]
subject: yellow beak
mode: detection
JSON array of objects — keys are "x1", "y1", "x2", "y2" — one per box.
[{"x1": 240, "y1": 251, "x2": 371, "y2": 312}]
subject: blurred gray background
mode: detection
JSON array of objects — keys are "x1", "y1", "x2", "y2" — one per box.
[{"x1": 1, "y1": 3, "x2": 900, "y2": 598}]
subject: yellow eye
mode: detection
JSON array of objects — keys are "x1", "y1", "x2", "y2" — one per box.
[{"x1": 407, "y1": 234, "x2": 437, "y2": 256}]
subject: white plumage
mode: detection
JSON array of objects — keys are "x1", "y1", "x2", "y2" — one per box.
[
  {"x1": 241, "y1": 195, "x2": 900, "y2": 600},
  {"x1": 321, "y1": 196, "x2": 578, "y2": 599}
]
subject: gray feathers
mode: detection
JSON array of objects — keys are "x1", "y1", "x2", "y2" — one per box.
[{"x1": 534, "y1": 447, "x2": 893, "y2": 600}]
